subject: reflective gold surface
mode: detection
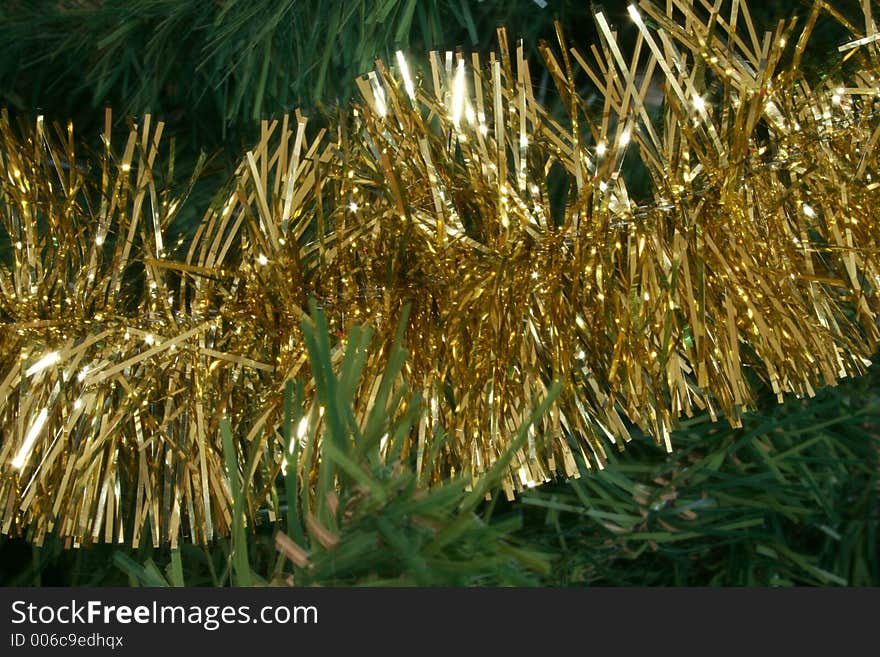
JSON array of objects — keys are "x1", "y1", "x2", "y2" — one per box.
[{"x1": 1, "y1": 1, "x2": 879, "y2": 545}]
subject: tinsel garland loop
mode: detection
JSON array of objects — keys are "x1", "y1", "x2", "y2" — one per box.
[{"x1": 1, "y1": 0, "x2": 880, "y2": 546}]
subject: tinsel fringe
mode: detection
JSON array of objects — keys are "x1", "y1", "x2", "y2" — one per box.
[{"x1": 1, "y1": 0, "x2": 879, "y2": 545}]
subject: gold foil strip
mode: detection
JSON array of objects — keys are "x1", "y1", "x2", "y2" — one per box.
[{"x1": 2, "y1": 0, "x2": 880, "y2": 545}]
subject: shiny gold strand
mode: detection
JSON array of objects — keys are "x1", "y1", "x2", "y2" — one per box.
[{"x1": 1, "y1": 0, "x2": 879, "y2": 545}]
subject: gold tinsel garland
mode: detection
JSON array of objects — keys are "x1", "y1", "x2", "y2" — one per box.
[{"x1": 1, "y1": 0, "x2": 879, "y2": 546}]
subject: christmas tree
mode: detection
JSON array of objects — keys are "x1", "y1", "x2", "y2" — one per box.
[{"x1": 0, "y1": 0, "x2": 878, "y2": 586}]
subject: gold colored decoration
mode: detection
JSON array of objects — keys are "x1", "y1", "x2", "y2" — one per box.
[{"x1": 1, "y1": 0, "x2": 879, "y2": 546}]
